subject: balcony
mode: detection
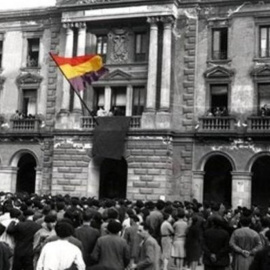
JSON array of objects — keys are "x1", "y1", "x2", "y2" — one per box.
[
  {"x1": 247, "y1": 116, "x2": 270, "y2": 133},
  {"x1": 80, "y1": 116, "x2": 142, "y2": 129},
  {"x1": 10, "y1": 119, "x2": 41, "y2": 133},
  {"x1": 198, "y1": 116, "x2": 237, "y2": 133}
]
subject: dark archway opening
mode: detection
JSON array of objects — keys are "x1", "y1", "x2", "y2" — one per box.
[
  {"x1": 99, "y1": 157, "x2": 127, "y2": 199},
  {"x1": 251, "y1": 156, "x2": 270, "y2": 209},
  {"x1": 16, "y1": 154, "x2": 36, "y2": 194},
  {"x1": 204, "y1": 155, "x2": 232, "y2": 207}
]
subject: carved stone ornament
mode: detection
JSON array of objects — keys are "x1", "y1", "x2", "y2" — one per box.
[
  {"x1": 16, "y1": 72, "x2": 43, "y2": 87},
  {"x1": 109, "y1": 28, "x2": 129, "y2": 64}
]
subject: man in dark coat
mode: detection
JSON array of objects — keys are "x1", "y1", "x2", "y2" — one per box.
[
  {"x1": 75, "y1": 211, "x2": 100, "y2": 267},
  {"x1": 91, "y1": 220, "x2": 130, "y2": 270},
  {"x1": 203, "y1": 216, "x2": 230, "y2": 270},
  {"x1": 0, "y1": 223, "x2": 12, "y2": 270},
  {"x1": 7, "y1": 210, "x2": 41, "y2": 270},
  {"x1": 249, "y1": 229, "x2": 270, "y2": 270}
]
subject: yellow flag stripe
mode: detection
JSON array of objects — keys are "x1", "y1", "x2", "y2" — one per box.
[{"x1": 60, "y1": 55, "x2": 103, "y2": 79}]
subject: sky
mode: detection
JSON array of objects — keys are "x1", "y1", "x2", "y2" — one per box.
[{"x1": 0, "y1": 0, "x2": 56, "y2": 11}]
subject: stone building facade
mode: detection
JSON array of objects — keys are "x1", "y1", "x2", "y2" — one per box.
[{"x1": 1, "y1": 0, "x2": 270, "y2": 209}]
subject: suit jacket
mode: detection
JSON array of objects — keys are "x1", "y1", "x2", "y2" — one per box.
[
  {"x1": 91, "y1": 234, "x2": 130, "y2": 270},
  {"x1": 75, "y1": 225, "x2": 100, "y2": 266},
  {"x1": 137, "y1": 235, "x2": 161, "y2": 270},
  {"x1": 0, "y1": 242, "x2": 12, "y2": 270},
  {"x1": 249, "y1": 245, "x2": 270, "y2": 270},
  {"x1": 203, "y1": 227, "x2": 230, "y2": 267},
  {"x1": 7, "y1": 220, "x2": 41, "y2": 256}
]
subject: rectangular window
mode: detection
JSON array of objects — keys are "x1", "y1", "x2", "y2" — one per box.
[
  {"x1": 27, "y1": 38, "x2": 39, "y2": 67},
  {"x1": 260, "y1": 26, "x2": 270, "y2": 58},
  {"x1": 22, "y1": 89, "x2": 37, "y2": 117},
  {"x1": 96, "y1": 35, "x2": 107, "y2": 63},
  {"x1": 132, "y1": 86, "x2": 145, "y2": 115},
  {"x1": 111, "y1": 87, "x2": 126, "y2": 116},
  {"x1": 135, "y1": 32, "x2": 147, "y2": 62},
  {"x1": 212, "y1": 28, "x2": 228, "y2": 60},
  {"x1": 258, "y1": 83, "x2": 270, "y2": 115},
  {"x1": 210, "y1": 84, "x2": 228, "y2": 115}
]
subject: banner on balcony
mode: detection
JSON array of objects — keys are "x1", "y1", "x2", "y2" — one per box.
[
  {"x1": 50, "y1": 53, "x2": 108, "y2": 92},
  {"x1": 92, "y1": 117, "x2": 131, "y2": 160}
]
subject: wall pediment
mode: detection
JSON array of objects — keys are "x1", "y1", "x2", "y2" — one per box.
[
  {"x1": 16, "y1": 73, "x2": 43, "y2": 87},
  {"x1": 103, "y1": 69, "x2": 132, "y2": 81},
  {"x1": 204, "y1": 66, "x2": 234, "y2": 79},
  {"x1": 250, "y1": 65, "x2": 270, "y2": 78}
]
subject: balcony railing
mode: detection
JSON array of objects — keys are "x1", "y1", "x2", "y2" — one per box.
[
  {"x1": 247, "y1": 116, "x2": 270, "y2": 132},
  {"x1": 80, "y1": 116, "x2": 142, "y2": 129},
  {"x1": 198, "y1": 116, "x2": 236, "y2": 133},
  {"x1": 10, "y1": 119, "x2": 41, "y2": 133}
]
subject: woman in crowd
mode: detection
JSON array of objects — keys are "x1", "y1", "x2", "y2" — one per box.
[{"x1": 171, "y1": 208, "x2": 188, "y2": 270}]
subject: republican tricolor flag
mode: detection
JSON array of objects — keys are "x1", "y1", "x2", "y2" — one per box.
[{"x1": 50, "y1": 53, "x2": 108, "y2": 92}]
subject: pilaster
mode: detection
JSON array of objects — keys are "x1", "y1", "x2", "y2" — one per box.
[
  {"x1": 60, "y1": 23, "x2": 74, "y2": 114},
  {"x1": 192, "y1": 171, "x2": 205, "y2": 203},
  {"x1": 231, "y1": 172, "x2": 252, "y2": 209},
  {"x1": 73, "y1": 22, "x2": 86, "y2": 115}
]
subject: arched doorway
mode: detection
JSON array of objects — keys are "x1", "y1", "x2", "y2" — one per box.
[
  {"x1": 99, "y1": 157, "x2": 127, "y2": 199},
  {"x1": 16, "y1": 153, "x2": 36, "y2": 194},
  {"x1": 204, "y1": 155, "x2": 232, "y2": 206},
  {"x1": 251, "y1": 156, "x2": 270, "y2": 209}
]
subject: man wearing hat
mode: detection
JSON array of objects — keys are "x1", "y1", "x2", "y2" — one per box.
[
  {"x1": 91, "y1": 220, "x2": 130, "y2": 270},
  {"x1": 7, "y1": 209, "x2": 41, "y2": 270}
]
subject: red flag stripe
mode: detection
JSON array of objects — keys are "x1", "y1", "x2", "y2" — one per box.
[{"x1": 50, "y1": 53, "x2": 97, "y2": 67}]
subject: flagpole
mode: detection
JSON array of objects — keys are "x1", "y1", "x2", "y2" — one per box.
[{"x1": 49, "y1": 52, "x2": 93, "y2": 117}]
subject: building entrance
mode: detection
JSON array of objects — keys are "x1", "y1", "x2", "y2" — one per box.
[
  {"x1": 99, "y1": 157, "x2": 127, "y2": 199},
  {"x1": 204, "y1": 155, "x2": 232, "y2": 206},
  {"x1": 251, "y1": 156, "x2": 270, "y2": 209},
  {"x1": 16, "y1": 153, "x2": 36, "y2": 194}
]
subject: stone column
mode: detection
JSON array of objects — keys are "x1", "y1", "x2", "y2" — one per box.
[
  {"x1": 126, "y1": 85, "x2": 133, "y2": 116},
  {"x1": 160, "y1": 16, "x2": 174, "y2": 111},
  {"x1": 60, "y1": 23, "x2": 74, "y2": 114},
  {"x1": 73, "y1": 22, "x2": 87, "y2": 114},
  {"x1": 192, "y1": 171, "x2": 205, "y2": 203},
  {"x1": 231, "y1": 172, "x2": 252, "y2": 209},
  {"x1": 141, "y1": 17, "x2": 159, "y2": 129},
  {"x1": 145, "y1": 17, "x2": 159, "y2": 111},
  {"x1": 104, "y1": 85, "x2": 112, "y2": 113}
]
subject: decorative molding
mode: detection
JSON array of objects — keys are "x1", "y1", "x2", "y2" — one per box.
[
  {"x1": 16, "y1": 73, "x2": 43, "y2": 87},
  {"x1": 204, "y1": 66, "x2": 234, "y2": 79},
  {"x1": 250, "y1": 64, "x2": 270, "y2": 79},
  {"x1": 74, "y1": 22, "x2": 86, "y2": 29},
  {"x1": 160, "y1": 15, "x2": 175, "y2": 25},
  {"x1": 147, "y1": 17, "x2": 160, "y2": 24},
  {"x1": 103, "y1": 69, "x2": 132, "y2": 81}
]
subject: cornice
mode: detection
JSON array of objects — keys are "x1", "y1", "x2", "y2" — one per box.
[
  {"x1": 57, "y1": 0, "x2": 177, "y2": 11},
  {"x1": 0, "y1": 7, "x2": 60, "y2": 22}
]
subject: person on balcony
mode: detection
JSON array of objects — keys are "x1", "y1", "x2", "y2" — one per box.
[
  {"x1": 213, "y1": 107, "x2": 222, "y2": 116},
  {"x1": 260, "y1": 104, "x2": 270, "y2": 116},
  {"x1": 205, "y1": 110, "x2": 213, "y2": 117},
  {"x1": 220, "y1": 107, "x2": 228, "y2": 116}
]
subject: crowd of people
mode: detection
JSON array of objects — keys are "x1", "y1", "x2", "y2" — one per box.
[{"x1": 0, "y1": 192, "x2": 269, "y2": 270}]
